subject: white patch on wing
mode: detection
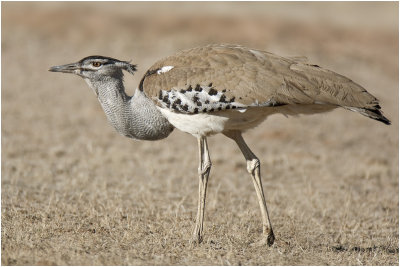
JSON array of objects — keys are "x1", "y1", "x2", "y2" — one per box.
[
  {"x1": 249, "y1": 49, "x2": 266, "y2": 60},
  {"x1": 157, "y1": 66, "x2": 174, "y2": 74}
]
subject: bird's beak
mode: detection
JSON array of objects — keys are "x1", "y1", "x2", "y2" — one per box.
[{"x1": 49, "y1": 62, "x2": 81, "y2": 74}]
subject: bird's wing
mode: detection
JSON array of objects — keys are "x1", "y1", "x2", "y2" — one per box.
[{"x1": 140, "y1": 44, "x2": 380, "y2": 114}]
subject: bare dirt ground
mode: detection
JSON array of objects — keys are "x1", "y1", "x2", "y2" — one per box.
[{"x1": 2, "y1": 2, "x2": 398, "y2": 265}]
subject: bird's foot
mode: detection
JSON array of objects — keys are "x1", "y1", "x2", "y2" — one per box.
[
  {"x1": 250, "y1": 229, "x2": 275, "y2": 247},
  {"x1": 189, "y1": 234, "x2": 203, "y2": 246}
]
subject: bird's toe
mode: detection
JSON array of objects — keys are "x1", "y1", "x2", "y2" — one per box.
[{"x1": 250, "y1": 230, "x2": 275, "y2": 247}]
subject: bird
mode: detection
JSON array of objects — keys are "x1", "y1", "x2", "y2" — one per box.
[{"x1": 49, "y1": 44, "x2": 390, "y2": 247}]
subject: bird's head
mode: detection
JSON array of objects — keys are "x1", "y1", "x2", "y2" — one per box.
[{"x1": 49, "y1": 56, "x2": 137, "y2": 80}]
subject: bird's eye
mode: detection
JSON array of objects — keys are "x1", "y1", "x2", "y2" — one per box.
[{"x1": 92, "y1": 62, "x2": 102, "y2": 67}]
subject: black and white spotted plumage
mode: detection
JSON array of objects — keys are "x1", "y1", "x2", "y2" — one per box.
[{"x1": 157, "y1": 84, "x2": 248, "y2": 114}]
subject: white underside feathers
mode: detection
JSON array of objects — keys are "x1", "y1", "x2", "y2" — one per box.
[{"x1": 158, "y1": 104, "x2": 337, "y2": 137}]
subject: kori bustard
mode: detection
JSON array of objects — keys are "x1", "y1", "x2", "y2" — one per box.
[{"x1": 49, "y1": 44, "x2": 390, "y2": 246}]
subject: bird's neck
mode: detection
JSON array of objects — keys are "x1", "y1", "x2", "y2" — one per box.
[{"x1": 85, "y1": 76, "x2": 173, "y2": 140}]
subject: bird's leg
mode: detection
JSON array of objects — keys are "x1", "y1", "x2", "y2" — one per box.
[
  {"x1": 224, "y1": 131, "x2": 275, "y2": 246},
  {"x1": 191, "y1": 136, "x2": 212, "y2": 244}
]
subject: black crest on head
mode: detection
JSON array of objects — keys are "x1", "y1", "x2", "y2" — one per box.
[
  {"x1": 117, "y1": 61, "x2": 137, "y2": 74},
  {"x1": 79, "y1": 55, "x2": 120, "y2": 63},
  {"x1": 79, "y1": 55, "x2": 137, "y2": 74}
]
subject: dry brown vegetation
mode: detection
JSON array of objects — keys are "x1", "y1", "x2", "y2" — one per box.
[{"x1": 2, "y1": 2, "x2": 398, "y2": 265}]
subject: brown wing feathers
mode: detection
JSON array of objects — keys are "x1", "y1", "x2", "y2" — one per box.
[{"x1": 139, "y1": 44, "x2": 390, "y2": 124}]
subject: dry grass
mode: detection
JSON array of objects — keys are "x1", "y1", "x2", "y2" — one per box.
[{"x1": 2, "y1": 2, "x2": 398, "y2": 265}]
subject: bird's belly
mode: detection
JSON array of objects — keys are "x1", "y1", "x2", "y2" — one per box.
[
  {"x1": 157, "y1": 107, "x2": 273, "y2": 137},
  {"x1": 158, "y1": 108, "x2": 229, "y2": 137}
]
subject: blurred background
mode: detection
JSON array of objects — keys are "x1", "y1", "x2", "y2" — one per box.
[{"x1": 2, "y1": 2, "x2": 398, "y2": 265}]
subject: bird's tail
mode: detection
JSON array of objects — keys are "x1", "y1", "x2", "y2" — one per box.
[{"x1": 344, "y1": 105, "x2": 391, "y2": 125}]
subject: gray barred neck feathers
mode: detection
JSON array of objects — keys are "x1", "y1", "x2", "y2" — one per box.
[
  {"x1": 85, "y1": 75, "x2": 174, "y2": 141},
  {"x1": 85, "y1": 69, "x2": 129, "y2": 101}
]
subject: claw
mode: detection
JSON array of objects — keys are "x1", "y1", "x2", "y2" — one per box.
[
  {"x1": 189, "y1": 231, "x2": 203, "y2": 247},
  {"x1": 250, "y1": 230, "x2": 275, "y2": 247},
  {"x1": 267, "y1": 229, "x2": 275, "y2": 246}
]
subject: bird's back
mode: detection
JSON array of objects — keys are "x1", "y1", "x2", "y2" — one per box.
[{"x1": 139, "y1": 44, "x2": 390, "y2": 125}]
